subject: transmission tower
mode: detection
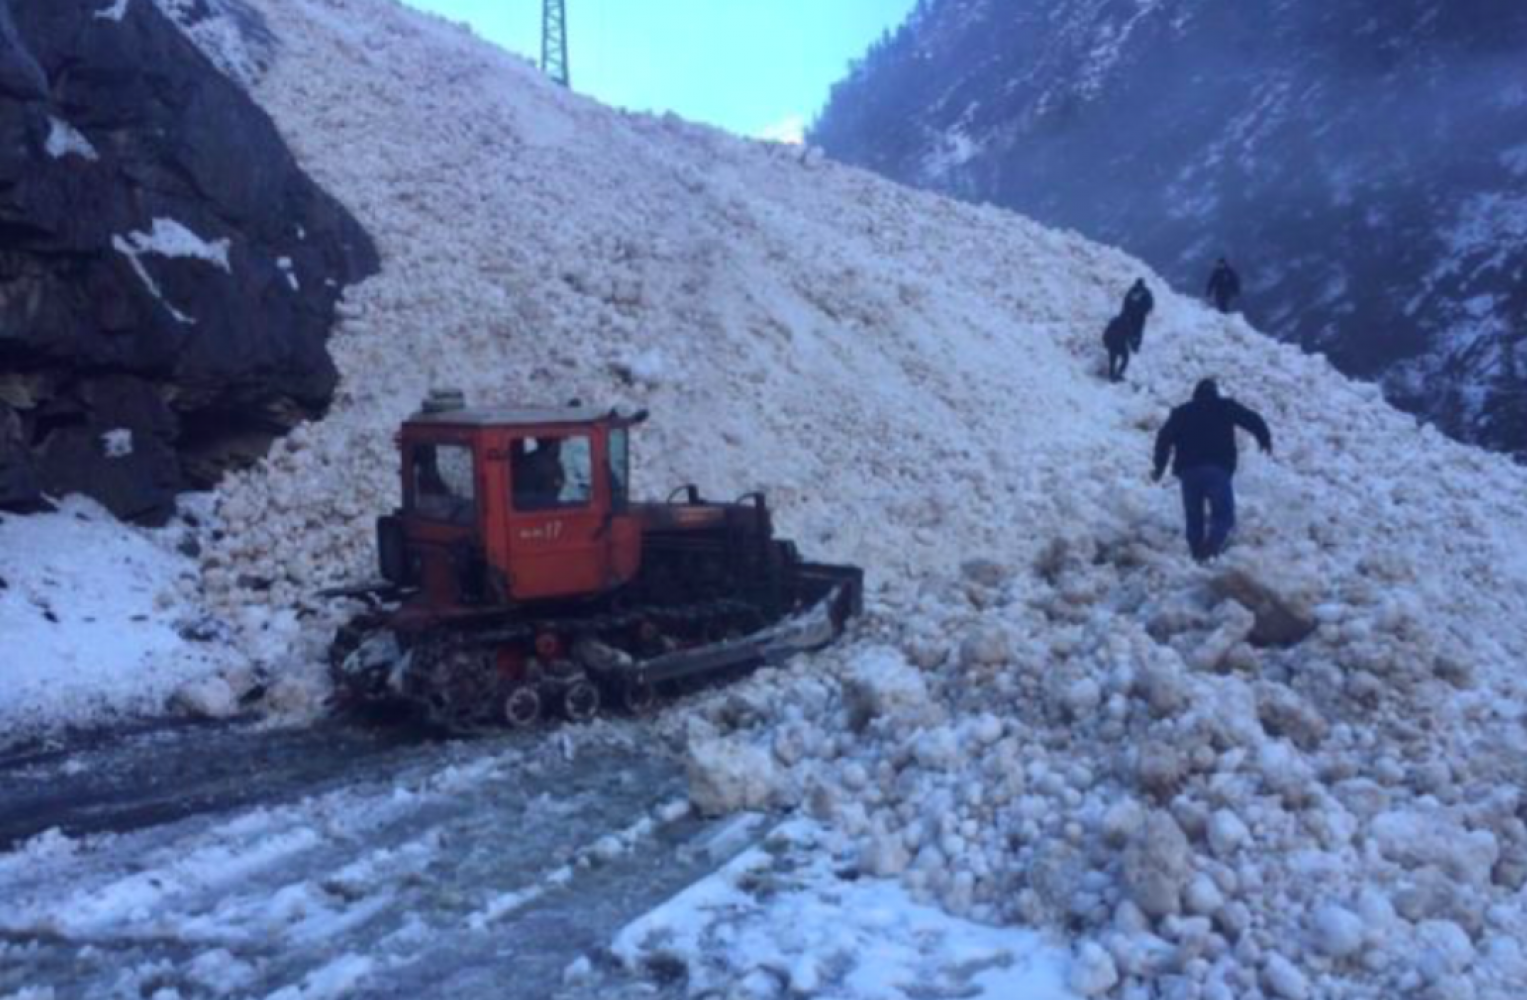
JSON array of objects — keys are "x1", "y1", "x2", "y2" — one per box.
[{"x1": 542, "y1": 0, "x2": 569, "y2": 88}]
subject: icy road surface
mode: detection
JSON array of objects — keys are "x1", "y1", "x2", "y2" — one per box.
[{"x1": 0, "y1": 720, "x2": 740, "y2": 1000}]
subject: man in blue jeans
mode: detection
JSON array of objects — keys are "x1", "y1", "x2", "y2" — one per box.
[{"x1": 1152, "y1": 379, "x2": 1273, "y2": 562}]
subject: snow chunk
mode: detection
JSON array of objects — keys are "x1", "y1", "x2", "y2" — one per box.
[
  {"x1": 842, "y1": 646, "x2": 934, "y2": 728},
  {"x1": 1069, "y1": 940, "x2": 1119, "y2": 996},
  {"x1": 1207, "y1": 809, "x2": 1250, "y2": 857},
  {"x1": 1191, "y1": 600, "x2": 1256, "y2": 671},
  {"x1": 1311, "y1": 902, "x2": 1365, "y2": 958},
  {"x1": 959, "y1": 625, "x2": 1011, "y2": 667},
  {"x1": 1369, "y1": 809, "x2": 1499, "y2": 887},
  {"x1": 685, "y1": 730, "x2": 777, "y2": 815},
  {"x1": 172, "y1": 675, "x2": 238, "y2": 719},
  {"x1": 1262, "y1": 952, "x2": 1311, "y2": 1000},
  {"x1": 610, "y1": 348, "x2": 666, "y2": 387},
  {"x1": 1122, "y1": 812, "x2": 1192, "y2": 917},
  {"x1": 1212, "y1": 564, "x2": 1318, "y2": 647}
]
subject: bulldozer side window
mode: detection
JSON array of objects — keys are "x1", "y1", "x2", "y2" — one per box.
[
  {"x1": 512, "y1": 435, "x2": 592, "y2": 511},
  {"x1": 609, "y1": 428, "x2": 630, "y2": 509},
  {"x1": 412, "y1": 444, "x2": 475, "y2": 525}
]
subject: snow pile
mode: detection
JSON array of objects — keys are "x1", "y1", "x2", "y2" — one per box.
[
  {"x1": 674, "y1": 528, "x2": 1527, "y2": 998},
  {"x1": 0, "y1": 498, "x2": 245, "y2": 740}
]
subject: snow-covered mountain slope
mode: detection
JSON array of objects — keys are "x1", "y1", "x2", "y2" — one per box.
[
  {"x1": 216, "y1": 0, "x2": 1527, "y2": 701},
  {"x1": 171, "y1": 1, "x2": 1527, "y2": 994},
  {"x1": 813, "y1": 0, "x2": 1527, "y2": 458}
]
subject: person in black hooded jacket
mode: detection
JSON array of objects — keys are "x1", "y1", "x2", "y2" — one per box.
[
  {"x1": 1206, "y1": 258, "x2": 1241, "y2": 314},
  {"x1": 1152, "y1": 379, "x2": 1272, "y2": 561}
]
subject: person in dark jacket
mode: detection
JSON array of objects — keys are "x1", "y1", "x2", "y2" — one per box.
[
  {"x1": 512, "y1": 437, "x2": 566, "y2": 510},
  {"x1": 1121, "y1": 279, "x2": 1154, "y2": 351},
  {"x1": 1103, "y1": 314, "x2": 1133, "y2": 382},
  {"x1": 1206, "y1": 258, "x2": 1241, "y2": 314},
  {"x1": 1152, "y1": 379, "x2": 1272, "y2": 561}
]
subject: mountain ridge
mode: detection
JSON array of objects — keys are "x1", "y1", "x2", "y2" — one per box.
[{"x1": 813, "y1": 0, "x2": 1527, "y2": 457}]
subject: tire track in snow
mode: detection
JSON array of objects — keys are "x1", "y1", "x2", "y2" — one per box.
[{"x1": 0, "y1": 722, "x2": 746, "y2": 1000}]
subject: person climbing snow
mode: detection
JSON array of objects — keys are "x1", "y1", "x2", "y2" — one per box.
[
  {"x1": 1121, "y1": 279, "x2": 1154, "y2": 351},
  {"x1": 1103, "y1": 314, "x2": 1133, "y2": 382},
  {"x1": 1152, "y1": 378, "x2": 1272, "y2": 562},
  {"x1": 1206, "y1": 257, "x2": 1241, "y2": 314}
]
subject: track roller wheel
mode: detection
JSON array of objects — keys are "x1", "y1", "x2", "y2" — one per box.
[
  {"x1": 562, "y1": 679, "x2": 601, "y2": 723},
  {"x1": 620, "y1": 679, "x2": 656, "y2": 715},
  {"x1": 504, "y1": 686, "x2": 543, "y2": 728}
]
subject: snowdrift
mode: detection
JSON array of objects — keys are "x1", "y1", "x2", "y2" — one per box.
[
  {"x1": 11, "y1": 0, "x2": 1527, "y2": 995},
  {"x1": 0, "y1": 497, "x2": 242, "y2": 735}
]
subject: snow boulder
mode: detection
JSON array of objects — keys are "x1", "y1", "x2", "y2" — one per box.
[
  {"x1": 685, "y1": 730, "x2": 779, "y2": 816},
  {"x1": 1190, "y1": 600, "x2": 1257, "y2": 672},
  {"x1": 1369, "y1": 809, "x2": 1500, "y2": 888},
  {"x1": 1262, "y1": 952, "x2": 1311, "y2": 1000},
  {"x1": 959, "y1": 557, "x2": 1011, "y2": 590},
  {"x1": 1212, "y1": 566, "x2": 1318, "y2": 649},
  {"x1": 171, "y1": 674, "x2": 238, "y2": 719},
  {"x1": 1310, "y1": 902, "x2": 1366, "y2": 959},
  {"x1": 958, "y1": 625, "x2": 1012, "y2": 668},
  {"x1": 1134, "y1": 658, "x2": 1188, "y2": 717},
  {"x1": 842, "y1": 646, "x2": 937, "y2": 730},
  {"x1": 1069, "y1": 940, "x2": 1120, "y2": 997},
  {"x1": 1136, "y1": 740, "x2": 1187, "y2": 800},
  {"x1": 1123, "y1": 811, "x2": 1193, "y2": 918}
]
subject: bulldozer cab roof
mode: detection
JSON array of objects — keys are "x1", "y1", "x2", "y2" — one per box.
[{"x1": 404, "y1": 404, "x2": 618, "y2": 430}]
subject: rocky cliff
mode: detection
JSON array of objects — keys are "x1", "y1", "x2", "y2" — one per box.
[
  {"x1": 0, "y1": 0, "x2": 375, "y2": 522},
  {"x1": 814, "y1": 0, "x2": 1527, "y2": 456}
]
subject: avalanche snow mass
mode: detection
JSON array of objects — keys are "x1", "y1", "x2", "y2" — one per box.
[{"x1": 12, "y1": 0, "x2": 1527, "y2": 996}]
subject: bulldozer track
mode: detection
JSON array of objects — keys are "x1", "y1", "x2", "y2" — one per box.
[{"x1": 332, "y1": 596, "x2": 771, "y2": 731}]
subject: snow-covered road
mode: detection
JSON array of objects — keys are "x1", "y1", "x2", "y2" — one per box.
[{"x1": 0, "y1": 722, "x2": 734, "y2": 1000}]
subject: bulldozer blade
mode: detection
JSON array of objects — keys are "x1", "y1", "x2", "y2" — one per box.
[{"x1": 633, "y1": 578, "x2": 858, "y2": 688}]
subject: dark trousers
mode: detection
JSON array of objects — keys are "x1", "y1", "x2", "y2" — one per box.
[
  {"x1": 1179, "y1": 465, "x2": 1235, "y2": 560},
  {"x1": 1107, "y1": 346, "x2": 1130, "y2": 382},
  {"x1": 1213, "y1": 293, "x2": 1236, "y2": 314}
]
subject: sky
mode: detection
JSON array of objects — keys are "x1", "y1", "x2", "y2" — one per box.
[{"x1": 400, "y1": 0, "x2": 921, "y2": 142}]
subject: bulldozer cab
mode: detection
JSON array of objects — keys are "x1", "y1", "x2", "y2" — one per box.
[{"x1": 384, "y1": 400, "x2": 646, "y2": 610}]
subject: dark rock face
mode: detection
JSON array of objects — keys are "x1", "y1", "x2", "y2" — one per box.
[
  {"x1": 814, "y1": 0, "x2": 1527, "y2": 457},
  {"x1": 0, "y1": 0, "x2": 376, "y2": 522}
]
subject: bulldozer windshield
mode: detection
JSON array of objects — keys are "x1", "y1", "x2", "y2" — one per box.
[
  {"x1": 411, "y1": 443, "x2": 475, "y2": 525},
  {"x1": 512, "y1": 434, "x2": 592, "y2": 510}
]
